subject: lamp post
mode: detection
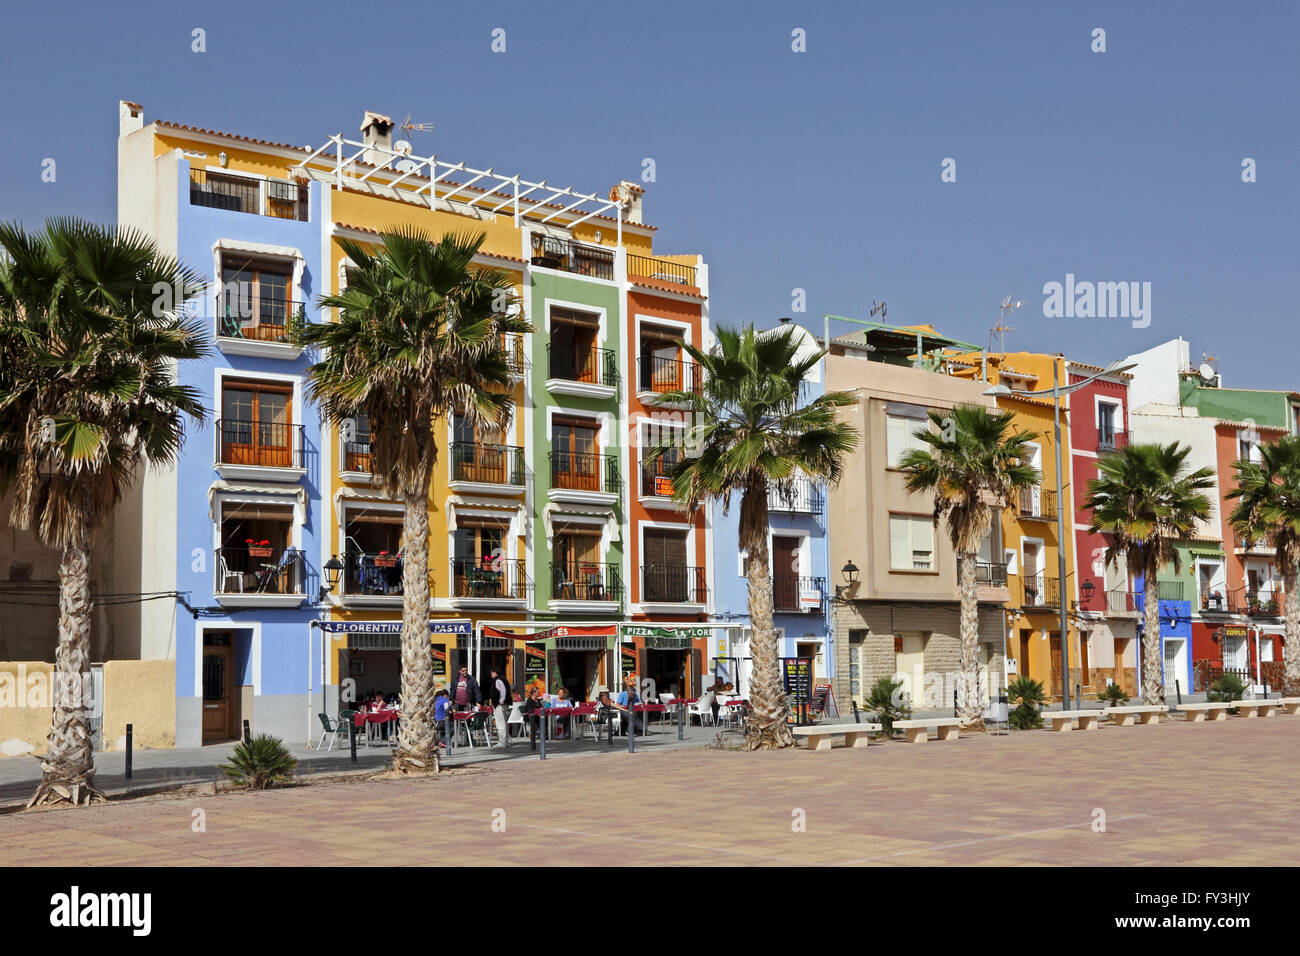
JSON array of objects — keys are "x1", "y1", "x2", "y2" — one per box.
[{"x1": 985, "y1": 359, "x2": 1136, "y2": 711}]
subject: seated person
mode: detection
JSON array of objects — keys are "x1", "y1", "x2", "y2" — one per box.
[
  {"x1": 369, "y1": 692, "x2": 386, "y2": 713},
  {"x1": 521, "y1": 686, "x2": 549, "y2": 741},
  {"x1": 550, "y1": 687, "x2": 574, "y2": 738},
  {"x1": 598, "y1": 687, "x2": 644, "y2": 736}
]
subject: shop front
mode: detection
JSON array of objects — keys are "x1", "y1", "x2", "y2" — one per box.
[
  {"x1": 479, "y1": 623, "x2": 618, "y2": 702},
  {"x1": 321, "y1": 618, "x2": 470, "y2": 715},
  {"x1": 620, "y1": 624, "x2": 712, "y2": 699}
]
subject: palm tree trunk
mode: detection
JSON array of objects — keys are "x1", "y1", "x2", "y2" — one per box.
[
  {"x1": 27, "y1": 485, "x2": 102, "y2": 809},
  {"x1": 1282, "y1": 563, "x2": 1299, "y2": 697},
  {"x1": 956, "y1": 551, "x2": 984, "y2": 729},
  {"x1": 393, "y1": 457, "x2": 438, "y2": 774},
  {"x1": 1141, "y1": 561, "x2": 1164, "y2": 705},
  {"x1": 739, "y1": 488, "x2": 794, "y2": 749}
]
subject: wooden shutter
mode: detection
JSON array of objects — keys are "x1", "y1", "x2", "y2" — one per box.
[{"x1": 889, "y1": 516, "x2": 910, "y2": 569}]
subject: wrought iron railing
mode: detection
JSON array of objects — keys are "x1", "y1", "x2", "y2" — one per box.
[
  {"x1": 641, "y1": 565, "x2": 707, "y2": 604},
  {"x1": 216, "y1": 419, "x2": 304, "y2": 469},
  {"x1": 768, "y1": 477, "x2": 824, "y2": 514},
  {"x1": 215, "y1": 292, "x2": 302, "y2": 343},
  {"x1": 1201, "y1": 587, "x2": 1248, "y2": 614},
  {"x1": 552, "y1": 562, "x2": 623, "y2": 602},
  {"x1": 547, "y1": 343, "x2": 618, "y2": 387},
  {"x1": 342, "y1": 441, "x2": 372, "y2": 474},
  {"x1": 1246, "y1": 590, "x2": 1282, "y2": 617},
  {"x1": 974, "y1": 561, "x2": 1008, "y2": 586},
  {"x1": 637, "y1": 355, "x2": 699, "y2": 395},
  {"x1": 529, "y1": 234, "x2": 614, "y2": 279},
  {"x1": 190, "y1": 169, "x2": 308, "y2": 221},
  {"x1": 640, "y1": 455, "x2": 680, "y2": 498},
  {"x1": 452, "y1": 557, "x2": 529, "y2": 600},
  {"x1": 626, "y1": 253, "x2": 697, "y2": 287},
  {"x1": 215, "y1": 547, "x2": 305, "y2": 595},
  {"x1": 450, "y1": 442, "x2": 525, "y2": 486},
  {"x1": 1021, "y1": 575, "x2": 1061, "y2": 609},
  {"x1": 550, "y1": 451, "x2": 621, "y2": 493},
  {"x1": 773, "y1": 575, "x2": 827, "y2": 612},
  {"x1": 1017, "y1": 487, "x2": 1058, "y2": 520},
  {"x1": 1098, "y1": 429, "x2": 1129, "y2": 452},
  {"x1": 342, "y1": 550, "x2": 403, "y2": 597}
]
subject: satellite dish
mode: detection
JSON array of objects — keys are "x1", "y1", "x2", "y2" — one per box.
[
  {"x1": 394, "y1": 159, "x2": 418, "y2": 174},
  {"x1": 1198, "y1": 362, "x2": 1216, "y2": 382},
  {"x1": 394, "y1": 140, "x2": 413, "y2": 156}
]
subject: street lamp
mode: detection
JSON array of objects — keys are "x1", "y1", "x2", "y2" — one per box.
[
  {"x1": 834, "y1": 561, "x2": 859, "y2": 601},
  {"x1": 984, "y1": 359, "x2": 1137, "y2": 710},
  {"x1": 319, "y1": 554, "x2": 344, "y2": 603}
]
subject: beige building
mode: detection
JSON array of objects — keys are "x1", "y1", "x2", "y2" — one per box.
[{"x1": 826, "y1": 330, "x2": 1009, "y2": 710}]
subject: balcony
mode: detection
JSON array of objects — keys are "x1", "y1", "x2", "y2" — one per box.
[
  {"x1": 215, "y1": 547, "x2": 305, "y2": 607},
  {"x1": 450, "y1": 442, "x2": 525, "y2": 492},
  {"x1": 451, "y1": 557, "x2": 529, "y2": 606},
  {"x1": 626, "y1": 253, "x2": 698, "y2": 290},
  {"x1": 551, "y1": 562, "x2": 623, "y2": 604},
  {"x1": 340, "y1": 551, "x2": 404, "y2": 605},
  {"x1": 499, "y1": 332, "x2": 528, "y2": 379},
  {"x1": 1021, "y1": 575, "x2": 1061, "y2": 610},
  {"x1": 546, "y1": 343, "x2": 619, "y2": 399},
  {"x1": 1200, "y1": 586, "x2": 1247, "y2": 614},
  {"x1": 549, "y1": 451, "x2": 620, "y2": 504},
  {"x1": 1106, "y1": 588, "x2": 1136, "y2": 614},
  {"x1": 974, "y1": 561, "x2": 1008, "y2": 586},
  {"x1": 641, "y1": 565, "x2": 707, "y2": 606},
  {"x1": 639, "y1": 457, "x2": 686, "y2": 511},
  {"x1": 768, "y1": 477, "x2": 824, "y2": 514},
  {"x1": 1017, "y1": 487, "x2": 1058, "y2": 521},
  {"x1": 530, "y1": 234, "x2": 614, "y2": 280},
  {"x1": 1234, "y1": 534, "x2": 1275, "y2": 554},
  {"x1": 190, "y1": 169, "x2": 308, "y2": 222},
  {"x1": 637, "y1": 355, "x2": 699, "y2": 402},
  {"x1": 215, "y1": 419, "x2": 306, "y2": 481},
  {"x1": 773, "y1": 575, "x2": 827, "y2": 613},
  {"x1": 214, "y1": 291, "x2": 305, "y2": 359},
  {"x1": 1246, "y1": 590, "x2": 1282, "y2": 617},
  {"x1": 341, "y1": 441, "x2": 373, "y2": 479},
  {"x1": 1098, "y1": 429, "x2": 1129, "y2": 452}
]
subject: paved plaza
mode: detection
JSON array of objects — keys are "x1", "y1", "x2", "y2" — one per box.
[{"x1": 1, "y1": 716, "x2": 1296, "y2": 866}]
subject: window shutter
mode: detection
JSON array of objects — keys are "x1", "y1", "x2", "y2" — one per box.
[
  {"x1": 886, "y1": 416, "x2": 908, "y2": 467},
  {"x1": 889, "y1": 516, "x2": 909, "y2": 569},
  {"x1": 912, "y1": 519, "x2": 934, "y2": 569}
]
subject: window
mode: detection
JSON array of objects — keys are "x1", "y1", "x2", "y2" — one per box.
[
  {"x1": 552, "y1": 417, "x2": 601, "y2": 490},
  {"x1": 218, "y1": 258, "x2": 294, "y2": 342},
  {"x1": 640, "y1": 420, "x2": 684, "y2": 496},
  {"x1": 1098, "y1": 402, "x2": 1118, "y2": 448},
  {"x1": 215, "y1": 501, "x2": 300, "y2": 594},
  {"x1": 1238, "y1": 432, "x2": 1258, "y2": 463},
  {"x1": 343, "y1": 413, "x2": 371, "y2": 474},
  {"x1": 886, "y1": 414, "x2": 930, "y2": 468},
  {"x1": 219, "y1": 379, "x2": 294, "y2": 468},
  {"x1": 189, "y1": 168, "x2": 307, "y2": 221},
  {"x1": 452, "y1": 518, "x2": 509, "y2": 598},
  {"x1": 550, "y1": 308, "x2": 601, "y2": 382},
  {"x1": 639, "y1": 324, "x2": 687, "y2": 393},
  {"x1": 642, "y1": 529, "x2": 693, "y2": 603},
  {"x1": 889, "y1": 515, "x2": 934, "y2": 571},
  {"x1": 341, "y1": 505, "x2": 403, "y2": 595}
]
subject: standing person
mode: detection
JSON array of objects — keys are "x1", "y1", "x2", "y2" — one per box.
[
  {"x1": 452, "y1": 666, "x2": 481, "y2": 712},
  {"x1": 487, "y1": 666, "x2": 513, "y2": 749},
  {"x1": 434, "y1": 688, "x2": 451, "y2": 749}
]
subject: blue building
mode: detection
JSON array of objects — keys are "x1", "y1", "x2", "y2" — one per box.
[
  {"x1": 1134, "y1": 577, "x2": 1194, "y2": 698},
  {"x1": 119, "y1": 104, "x2": 329, "y2": 747},
  {"x1": 709, "y1": 323, "x2": 833, "y2": 697}
]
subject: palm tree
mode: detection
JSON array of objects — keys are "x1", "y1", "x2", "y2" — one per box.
[
  {"x1": 1226, "y1": 435, "x2": 1300, "y2": 695},
  {"x1": 297, "y1": 228, "x2": 526, "y2": 774},
  {"x1": 0, "y1": 218, "x2": 207, "y2": 808},
  {"x1": 898, "y1": 405, "x2": 1039, "y2": 730},
  {"x1": 652, "y1": 324, "x2": 857, "y2": 749},
  {"x1": 1084, "y1": 443, "x2": 1214, "y2": 705}
]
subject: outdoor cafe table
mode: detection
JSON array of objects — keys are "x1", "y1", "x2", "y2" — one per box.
[
  {"x1": 632, "y1": 702, "x2": 667, "y2": 736},
  {"x1": 450, "y1": 707, "x2": 494, "y2": 748},
  {"x1": 353, "y1": 710, "x2": 399, "y2": 746}
]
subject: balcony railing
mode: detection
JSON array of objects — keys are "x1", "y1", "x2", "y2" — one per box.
[
  {"x1": 1017, "y1": 487, "x2": 1058, "y2": 520},
  {"x1": 1158, "y1": 580, "x2": 1185, "y2": 601},
  {"x1": 640, "y1": 456, "x2": 680, "y2": 498},
  {"x1": 626, "y1": 253, "x2": 697, "y2": 288},
  {"x1": 768, "y1": 477, "x2": 824, "y2": 514},
  {"x1": 452, "y1": 557, "x2": 529, "y2": 601},
  {"x1": 215, "y1": 547, "x2": 305, "y2": 595},
  {"x1": 773, "y1": 575, "x2": 827, "y2": 613},
  {"x1": 530, "y1": 234, "x2": 614, "y2": 279},
  {"x1": 342, "y1": 551, "x2": 403, "y2": 597},
  {"x1": 1234, "y1": 534, "x2": 1275, "y2": 553},
  {"x1": 342, "y1": 442, "x2": 372, "y2": 474},
  {"x1": 450, "y1": 442, "x2": 525, "y2": 486},
  {"x1": 1200, "y1": 588, "x2": 1247, "y2": 614},
  {"x1": 498, "y1": 332, "x2": 527, "y2": 376},
  {"x1": 637, "y1": 355, "x2": 699, "y2": 396},
  {"x1": 1021, "y1": 575, "x2": 1061, "y2": 609},
  {"x1": 190, "y1": 169, "x2": 308, "y2": 221},
  {"x1": 1106, "y1": 588, "x2": 1135, "y2": 613},
  {"x1": 1098, "y1": 429, "x2": 1129, "y2": 452},
  {"x1": 547, "y1": 343, "x2": 618, "y2": 387},
  {"x1": 641, "y1": 565, "x2": 707, "y2": 605},
  {"x1": 552, "y1": 562, "x2": 623, "y2": 602},
  {"x1": 1246, "y1": 590, "x2": 1282, "y2": 617},
  {"x1": 215, "y1": 292, "x2": 302, "y2": 343},
  {"x1": 216, "y1": 419, "x2": 304, "y2": 469},
  {"x1": 550, "y1": 451, "x2": 621, "y2": 494},
  {"x1": 974, "y1": 561, "x2": 1008, "y2": 586}
]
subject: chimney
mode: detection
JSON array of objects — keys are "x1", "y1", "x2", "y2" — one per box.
[
  {"x1": 120, "y1": 100, "x2": 144, "y2": 137},
  {"x1": 611, "y1": 180, "x2": 644, "y2": 224},
  {"x1": 360, "y1": 111, "x2": 394, "y2": 168}
]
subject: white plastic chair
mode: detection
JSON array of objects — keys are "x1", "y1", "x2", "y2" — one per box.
[
  {"x1": 688, "y1": 692, "x2": 715, "y2": 726},
  {"x1": 506, "y1": 702, "x2": 526, "y2": 739},
  {"x1": 218, "y1": 554, "x2": 243, "y2": 593}
]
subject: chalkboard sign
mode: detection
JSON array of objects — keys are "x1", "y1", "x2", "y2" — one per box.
[
  {"x1": 811, "y1": 683, "x2": 839, "y2": 718},
  {"x1": 781, "y1": 657, "x2": 813, "y2": 725}
]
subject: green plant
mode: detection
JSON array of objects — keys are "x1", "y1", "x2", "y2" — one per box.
[
  {"x1": 1097, "y1": 683, "x2": 1129, "y2": 706},
  {"x1": 862, "y1": 676, "x2": 910, "y2": 736},
  {"x1": 219, "y1": 734, "x2": 298, "y2": 790},
  {"x1": 1207, "y1": 673, "x2": 1248, "y2": 704},
  {"x1": 1006, "y1": 676, "x2": 1046, "y2": 730}
]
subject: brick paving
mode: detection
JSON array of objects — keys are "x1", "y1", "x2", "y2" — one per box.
[{"x1": 1, "y1": 717, "x2": 1296, "y2": 866}]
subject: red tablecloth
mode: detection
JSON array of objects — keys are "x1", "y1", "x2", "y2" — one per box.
[{"x1": 354, "y1": 710, "x2": 399, "y2": 727}]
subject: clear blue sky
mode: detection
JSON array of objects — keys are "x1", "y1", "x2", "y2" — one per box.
[{"x1": 1, "y1": 0, "x2": 1295, "y2": 386}]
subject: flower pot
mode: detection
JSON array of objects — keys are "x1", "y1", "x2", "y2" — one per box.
[
  {"x1": 248, "y1": 547, "x2": 273, "y2": 559},
  {"x1": 373, "y1": 557, "x2": 397, "y2": 568}
]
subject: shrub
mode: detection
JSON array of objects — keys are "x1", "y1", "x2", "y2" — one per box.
[
  {"x1": 219, "y1": 734, "x2": 298, "y2": 790},
  {"x1": 1006, "y1": 676, "x2": 1046, "y2": 730},
  {"x1": 863, "y1": 676, "x2": 911, "y2": 736},
  {"x1": 1009, "y1": 703, "x2": 1043, "y2": 730},
  {"x1": 1207, "y1": 673, "x2": 1248, "y2": 704},
  {"x1": 1097, "y1": 683, "x2": 1129, "y2": 706}
]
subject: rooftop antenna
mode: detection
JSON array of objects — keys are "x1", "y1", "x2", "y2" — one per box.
[
  {"x1": 985, "y1": 295, "x2": 1024, "y2": 381},
  {"x1": 869, "y1": 300, "x2": 887, "y2": 320},
  {"x1": 400, "y1": 113, "x2": 434, "y2": 137}
]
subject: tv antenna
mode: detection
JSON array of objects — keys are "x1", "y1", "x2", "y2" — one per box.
[
  {"x1": 869, "y1": 300, "x2": 887, "y2": 320},
  {"x1": 400, "y1": 114, "x2": 433, "y2": 137},
  {"x1": 990, "y1": 295, "x2": 1024, "y2": 353}
]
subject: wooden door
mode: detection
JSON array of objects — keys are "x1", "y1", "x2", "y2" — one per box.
[
  {"x1": 222, "y1": 382, "x2": 291, "y2": 467},
  {"x1": 772, "y1": 536, "x2": 800, "y2": 610},
  {"x1": 202, "y1": 639, "x2": 234, "y2": 743},
  {"x1": 1048, "y1": 633, "x2": 1062, "y2": 699}
]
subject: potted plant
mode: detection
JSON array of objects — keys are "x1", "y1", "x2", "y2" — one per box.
[
  {"x1": 373, "y1": 549, "x2": 396, "y2": 568},
  {"x1": 246, "y1": 538, "x2": 273, "y2": 558}
]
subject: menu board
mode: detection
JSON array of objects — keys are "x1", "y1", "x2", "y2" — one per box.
[
  {"x1": 432, "y1": 643, "x2": 447, "y2": 679},
  {"x1": 782, "y1": 658, "x2": 813, "y2": 723},
  {"x1": 523, "y1": 644, "x2": 547, "y2": 697}
]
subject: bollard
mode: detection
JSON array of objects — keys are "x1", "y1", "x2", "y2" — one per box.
[
  {"x1": 539, "y1": 713, "x2": 546, "y2": 761},
  {"x1": 851, "y1": 700, "x2": 861, "y2": 724},
  {"x1": 1175, "y1": 680, "x2": 1182, "y2": 706},
  {"x1": 242, "y1": 719, "x2": 251, "y2": 745},
  {"x1": 1075, "y1": 683, "x2": 1081, "y2": 708},
  {"x1": 952, "y1": 687, "x2": 958, "y2": 718},
  {"x1": 124, "y1": 724, "x2": 133, "y2": 779},
  {"x1": 677, "y1": 701, "x2": 684, "y2": 740},
  {"x1": 349, "y1": 716, "x2": 357, "y2": 763},
  {"x1": 628, "y1": 710, "x2": 636, "y2": 753}
]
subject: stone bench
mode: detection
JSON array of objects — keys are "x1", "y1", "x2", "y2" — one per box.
[
  {"x1": 1178, "y1": 702, "x2": 1231, "y2": 722},
  {"x1": 1232, "y1": 699, "x2": 1279, "y2": 718},
  {"x1": 1103, "y1": 705, "x2": 1168, "y2": 726},
  {"x1": 1044, "y1": 710, "x2": 1103, "y2": 732},
  {"x1": 891, "y1": 718, "x2": 962, "y2": 743},
  {"x1": 792, "y1": 723, "x2": 882, "y2": 751},
  {"x1": 1278, "y1": 697, "x2": 1300, "y2": 715}
]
